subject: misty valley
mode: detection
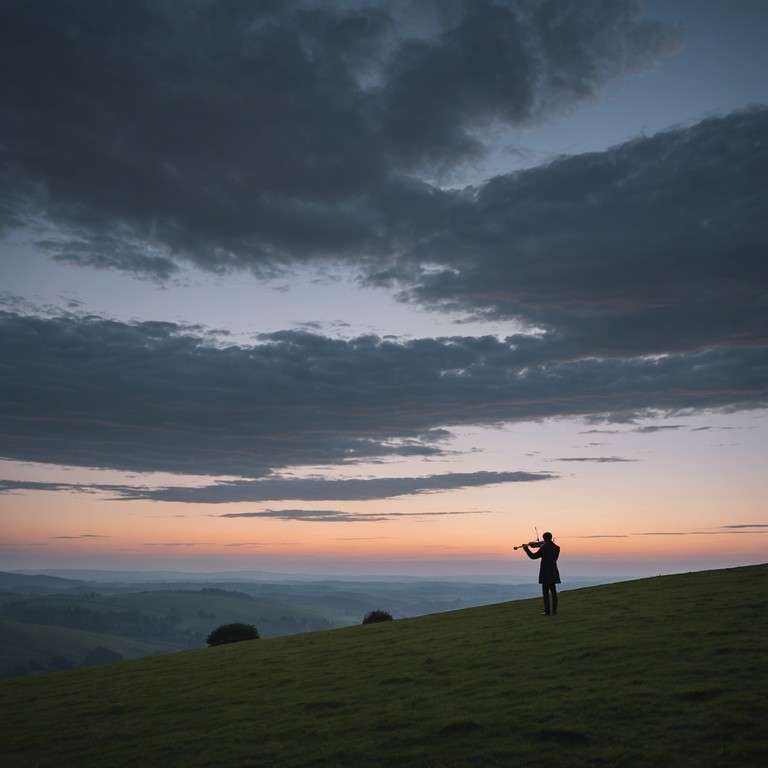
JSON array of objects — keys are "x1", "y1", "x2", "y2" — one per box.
[{"x1": 0, "y1": 570, "x2": 552, "y2": 679}]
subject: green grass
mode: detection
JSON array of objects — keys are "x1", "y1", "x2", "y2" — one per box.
[
  {"x1": 1, "y1": 565, "x2": 766, "y2": 767},
  {"x1": 0, "y1": 620, "x2": 181, "y2": 676}
]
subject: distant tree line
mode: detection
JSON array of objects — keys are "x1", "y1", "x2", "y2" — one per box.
[
  {"x1": 199, "y1": 588, "x2": 253, "y2": 599},
  {"x1": 140, "y1": 588, "x2": 254, "y2": 600},
  {"x1": 1, "y1": 600, "x2": 202, "y2": 644},
  {"x1": 9, "y1": 646, "x2": 125, "y2": 679}
]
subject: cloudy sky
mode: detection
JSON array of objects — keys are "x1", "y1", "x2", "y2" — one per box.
[{"x1": 1, "y1": 0, "x2": 766, "y2": 579}]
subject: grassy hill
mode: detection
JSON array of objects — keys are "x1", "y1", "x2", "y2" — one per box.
[
  {"x1": 0, "y1": 564, "x2": 765, "y2": 767},
  {"x1": 0, "y1": 619, "x2": 180, "y2": 675}
]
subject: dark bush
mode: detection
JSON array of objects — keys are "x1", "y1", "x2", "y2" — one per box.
[
  {"x1": 362, "y1": 609, "x2": 393, "y2": 625},
  {"x1": 206, "y1": 622, "x2": 260, "y2": 646}
]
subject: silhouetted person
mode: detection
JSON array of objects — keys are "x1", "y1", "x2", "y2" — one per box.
[{"x1": 523, "y1": 532, "x2": 560, "y2": 615}]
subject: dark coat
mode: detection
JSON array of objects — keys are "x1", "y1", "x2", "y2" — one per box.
[{"x1": 524, "y1": 540, "x2": 561, "y2": 584}]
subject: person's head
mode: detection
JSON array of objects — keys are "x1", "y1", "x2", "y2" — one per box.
[{"x1": 542, "y1": 531, "x2": 553, "y2": 541}]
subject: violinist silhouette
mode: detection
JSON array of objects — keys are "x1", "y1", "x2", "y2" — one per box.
[{"x1": 523, "y1": 532, "x2": 560, "y2": 615}]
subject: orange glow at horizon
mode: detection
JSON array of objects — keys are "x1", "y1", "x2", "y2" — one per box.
[
  {"x1": 6, "y1": 499, "x2": 765, "y2": 568},
  {"x1": 2, "y1": 408, "x2": 766, "y2": 576}
]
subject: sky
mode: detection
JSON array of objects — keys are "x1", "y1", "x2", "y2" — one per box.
[{"x1": 1, "y1": 0, "x2": 766, "y2": 580}]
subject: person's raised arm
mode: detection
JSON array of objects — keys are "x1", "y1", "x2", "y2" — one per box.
[{"x1": 522, "y1": 544, "x2": 542, "y2": 559}]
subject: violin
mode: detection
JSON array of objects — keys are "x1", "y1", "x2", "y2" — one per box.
[{"x1": 513, "y1": 540, "x2": 543, "y2": 550}]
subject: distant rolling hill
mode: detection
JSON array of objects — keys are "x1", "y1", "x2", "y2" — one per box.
[
  {"x1": 0, "y1": 586, "x2": 337, "y2": 677},
  {"x1": 0, "y1": 571, "x2": 88, "y2": 593},
  {"x1": 0, "y1": 564, "x2": 765, "y2": 767},
  {"x1": 1, "y1": 573, "x2": 547, "y2": 677}
]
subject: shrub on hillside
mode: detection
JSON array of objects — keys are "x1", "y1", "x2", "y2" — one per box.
[
  {"x1": 206, "y1": 622, "x2": 260, "y2": 646},
  {"x1": 362, "y1": 609, "x2": 393, "y2": 625}
]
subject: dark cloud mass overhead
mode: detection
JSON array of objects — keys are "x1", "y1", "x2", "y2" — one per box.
[
  {"x1": 387, "y1": 108, "x2": 768, "y2": 358},
  {"x1": 1, "y1": 313, "x2": 765, "y2": 479},
  {"x1": 0, "y1": 0, "x2": 681, "y2": 270},
  {"x1": 0, "y1": 0, "x2": 766, "y2": 494}
]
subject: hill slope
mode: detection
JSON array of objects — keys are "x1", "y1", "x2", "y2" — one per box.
[
  {"x1": 1, "y1": 573, "x2": 546, "y2": 678},
  {"x1": 1, "y1": 564, "x2": 766, "y2": 767}
]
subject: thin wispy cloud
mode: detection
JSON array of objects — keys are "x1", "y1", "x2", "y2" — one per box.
[
  {"x1": 718, "y1": 524, "x2": 768, "y2": 530},
  {"x1": 632, "y1": 425, "x2": 686, "y2": 434},
  {"x1": 219, "y1": 508, "x2": 497, "y2": 523},
  {"x1": 572, "y1": 526, "x2": 768, "y2": 540},
  {"x1": 0, "y1": 471, "x2": 554, "y2": 504},
  {"x1": 550, "y1": 457, "x2": 636, "y2": 464},
  {"x1": 221, "y1": 509, "x2": 374, "y2": 523},
  {"x1": 0, "y1": 480, "x2": 86, "y2": 494},
  {"x1": 333, "y1": 537, "x2": 393, "y2": 542}
]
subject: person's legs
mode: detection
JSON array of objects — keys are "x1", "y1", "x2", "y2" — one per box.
[
  {"x1": 550, "y1": 584, "x2": 558, "y2": 615},
  {"x1": 541, "y1": 584, "x2": 551, "y2": 614}
]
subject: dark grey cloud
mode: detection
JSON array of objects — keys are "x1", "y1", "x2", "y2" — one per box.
[
  {"x1": 550, "y1": 456, "x2": 636, "y2": 463},
  {"x1": 582, "y1": 421, "x2": 756, "y2": 437},
  {"x1": 2, "y1": 312, "x2": 765, "y2": 478},
  {"x1": 382, "y1": 108, "x2": 768, "y2": 362},
  {"x1": 632, "y1": 425, "x2": 685, "y2": 434},
  {"x1": 0, "y1": 479, "x2": 81, "y2": 494},
  {"x1": 110, "y1": 471, "x2": 551, "y2": 504},
  {"x1": 51, "y1": 534, "x2": 110, "y2": 540},
  {"x1": 4, "y1": 0, "x2": 763, "y2": 370},
  {"x1": 0, "y1": 0, "x2": 680, "y2": 272},
  {"x1": 1, "y1": 2, "x2": 766, "y2": 495},
  {"x1": 0, "y1": 470, "x2": 551, "y2": 504},
  {"x1": 37, "y1": 236, "x2": 180, "y2": 283},
  {"x1": 719, "y1": 524, "x2": 768, "y2": 530}
]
